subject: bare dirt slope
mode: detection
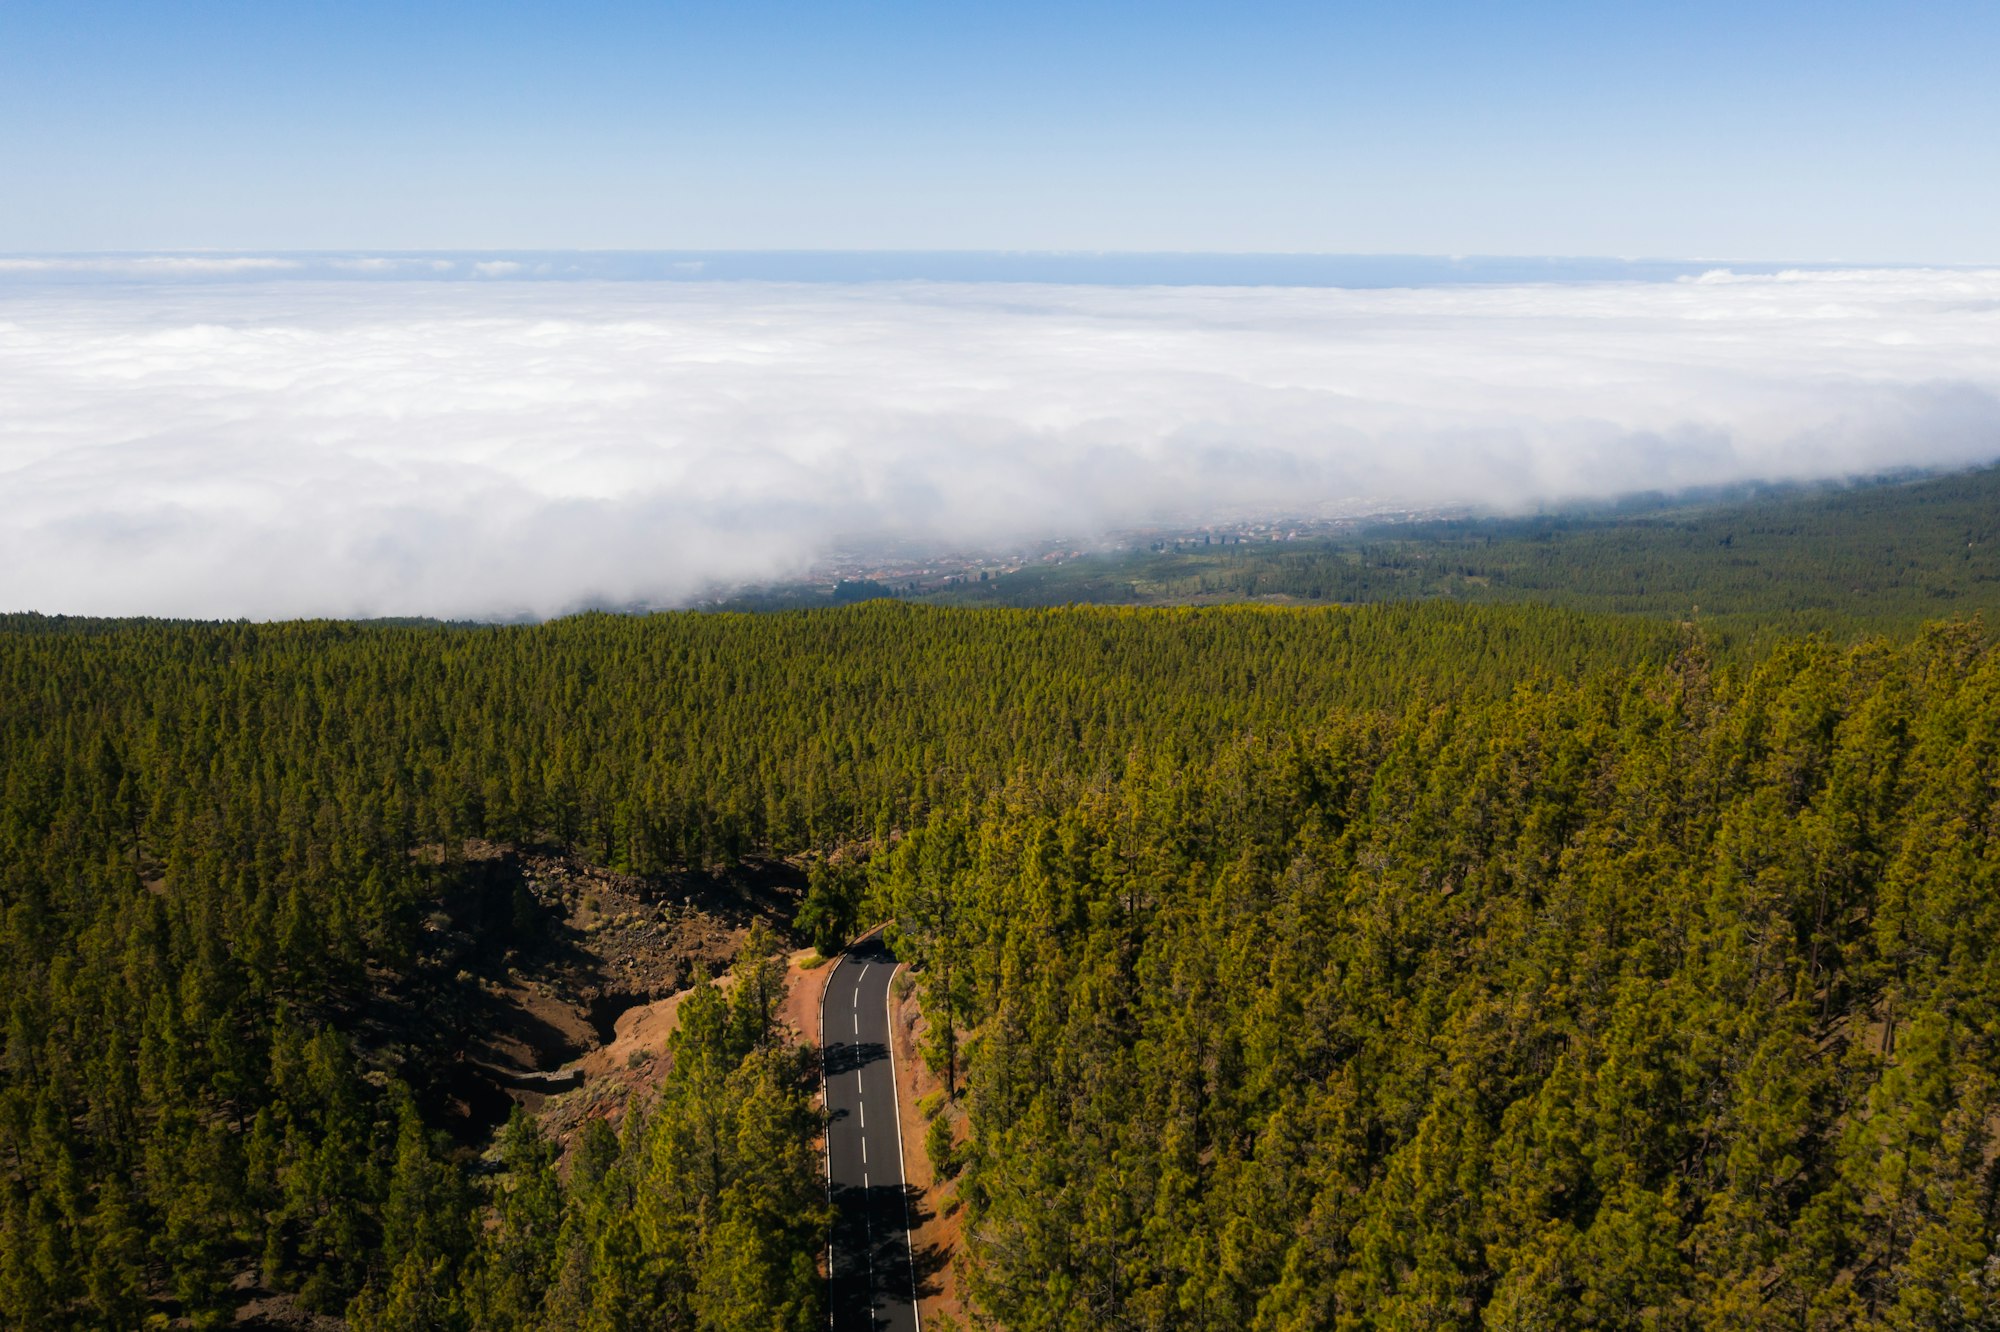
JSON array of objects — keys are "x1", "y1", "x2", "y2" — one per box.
[
  {"x1": 239, "y1": 844, "x2": 807, "y2": 1328},
  {"x1": 358, "y1": 840, "x2": 806, "y2": 1142},
  {"x1": 538, "y1": 943, "x2": 841, "y2": 1151}
]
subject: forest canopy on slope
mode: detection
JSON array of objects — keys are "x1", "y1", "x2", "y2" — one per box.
[
  {"x1": 883, "y1": 625, "x2": 2000, "y2": 1329},
  {"x1": 886, "y1": 464, "x2": 2000, "y2": 638},
  {"x1": 5, "y1": 598, "x2": 2000, "y2": 1328}
]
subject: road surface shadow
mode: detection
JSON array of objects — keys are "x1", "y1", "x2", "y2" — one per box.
[
  {"x1": 830, "y1": 1180, "x2": 925, "y2": 1329},
  {"x1": 824, "y1": 1039, "x2": 890, "y2": 1076}
]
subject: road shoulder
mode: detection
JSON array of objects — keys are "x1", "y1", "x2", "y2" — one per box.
[{"x1": 886, "y1": 974, "x2": 971, "y2": 1329}]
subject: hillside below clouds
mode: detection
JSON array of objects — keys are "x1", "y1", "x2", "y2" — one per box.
[{"x1": 838, "y1": 464, "x2": 2000, "y2": 636}]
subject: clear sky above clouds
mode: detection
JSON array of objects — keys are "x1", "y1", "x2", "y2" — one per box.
[{"x1": 4, "y1": 0, "x2": 1997, "y2": 260}]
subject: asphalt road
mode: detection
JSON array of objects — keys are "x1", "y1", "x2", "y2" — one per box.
[{"x1": 823, "y1": 937, "x2": 922, "y2": 1332}]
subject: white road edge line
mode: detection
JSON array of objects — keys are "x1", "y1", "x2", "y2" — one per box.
[
  {"x1": 885, "y1": 958, "x2": 925, "y2": 1332},
  {"x1": 818, "y1": 949, "x2": 836, "y2": 1331}
]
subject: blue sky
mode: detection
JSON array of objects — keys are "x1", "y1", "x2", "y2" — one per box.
[{"x1": 4, "y1": 0, "x2": 1997, "y2": 260}]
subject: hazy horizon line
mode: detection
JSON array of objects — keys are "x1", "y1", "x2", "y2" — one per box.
[{"x1": 4, "y1": 250, "x2": 1988, "y2": 289}]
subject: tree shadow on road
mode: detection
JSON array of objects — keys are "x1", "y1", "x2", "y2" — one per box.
[{"x1": 824, "y1": 1039, "x2": 889, "y2": 1076}]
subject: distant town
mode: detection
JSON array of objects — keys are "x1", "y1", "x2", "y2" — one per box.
[{"x1": 698, "y1": 505, "x2": 1467, "y2": 606}]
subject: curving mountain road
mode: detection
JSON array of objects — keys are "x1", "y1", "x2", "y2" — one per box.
[{"x1": 822, "y1": 937, "x2": 922, "y2": 1332}]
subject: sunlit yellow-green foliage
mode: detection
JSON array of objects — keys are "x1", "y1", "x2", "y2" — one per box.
[{"x1": 881, "y1": 623, "x2": 2000, "y2": 1329}]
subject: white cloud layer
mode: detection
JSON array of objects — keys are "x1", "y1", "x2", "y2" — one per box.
[
  {"x1": 0, "y1": 256, "x2": 304, "y2": 275},
  {"x1": 3, "y1": 269, "x2": 1999, "y2": 619}
]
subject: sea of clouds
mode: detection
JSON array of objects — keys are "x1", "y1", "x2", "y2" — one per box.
[{"x1": 2, "y1": 266, "x2": 1997, "y2": 619}]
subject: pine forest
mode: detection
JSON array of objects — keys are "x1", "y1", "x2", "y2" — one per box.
[{"x1": 6, "y1": 579, "x2": 2000, "y2": 1327}]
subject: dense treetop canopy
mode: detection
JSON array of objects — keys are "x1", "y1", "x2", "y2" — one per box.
[{"x1": 3, "y1": 592, "x2": 1999, "y2": 1328}]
